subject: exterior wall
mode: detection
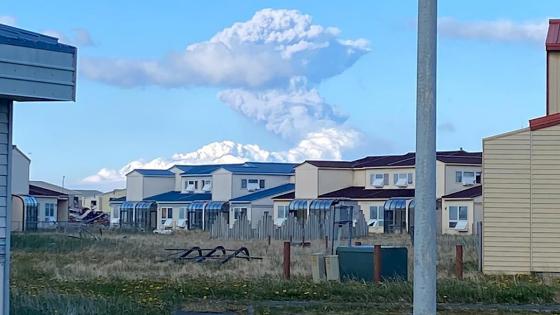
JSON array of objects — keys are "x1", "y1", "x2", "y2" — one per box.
[
  {"x1": 318, "y1": 169, "x2": 353, "y2": 196},
  {"x1": 181, "y1": 176, "x2": 212, "y2": 193},
  {"x1": 295, "y1": 163, "x2": 319, "y2": 199},
  {"x1": 57, "y1": 199, "x2": 68, "y2": 222},
  {"x1": 0, "y1": 43, "x2": 76, "y2": 101},
  {"x1": 212, "y1": 170, "x2": 232, "y2": 201},
  {"x1": 35, "y1": 196, "x2": 58, "y2": 228},
  {"x1": 444, "y1": 165, "x2": 482, "y2": 196},
  {"x1": 436, "y1": 161, "x2": 446, "y2": 198},
  {"x1": 273, "y1": 200, "x2": 290, "y2": 221},
  {"x1": 11, "y1": 196, "x2": 23, "y2": 232},
  {"x1": 249, "y1": 205, "x2": 272, "y2": 228},
  {"x1": 142, "y1": 177, "x2": 175, "y2": 200},
  {"x1": 357, "y1": 200, "x2": 386, "y2": 233},
  {"x1": 231, "y1": 174, "x2": 292, "y2": 200},
  {"x1": 548, "y1": 52, "x2": 560, "y2": 115},
  {"x1": 364, "y1": 167, "x2": 415, "y2": 190},
  {"x1": 11, "y1": 147, "x2": 29, "y2": 195},
  {"x1": 155, "y1": 203, "x2": 189, "y2": 230},
  {"x1": 126, "y1": 173, "x2": 144, "y2": 201},
  {"x1": 529, "y1": 124, "x2": 560, "y2": 272},
  {"x1": 353, "y1": 169, "x2": 366, "y2": 186},
  {"x1": 441, "y1": 199, "x2": 475, "y2": 235},
  {"x1": 483, "y1": 128, "x2": 531, "y2": 274},
  {"x1": 168, "y1": 167, "x2": 183, "y2": 191},
  {"x1": 100, "y1": 189, "x2": 126, "y2": 213}
]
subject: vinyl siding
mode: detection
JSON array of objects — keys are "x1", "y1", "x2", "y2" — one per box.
[
  {"x1": 295, "y1": 163, "x2": 319, "y2": 199},
  {"x1": 483, "y1": 128, "x2": 531, "y2": 274},
  {"x1": 530, "y1": 124, "x2": 560, "y2": 271},
  {"x1": 548, "y1": 52, "x2": 560, "y2": 115},
  {"x1": 318, "y1": 169, "x2": 353, "y2": 196}
]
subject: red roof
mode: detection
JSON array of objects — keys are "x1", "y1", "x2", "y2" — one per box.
[
  {"x1": 441, "y1": 185, "x2": 482, "y2": 199},
  {"x1": 529, "y1": 112, "x2": 560, "y2": 131},
  {"x1": 320, "y1": 187, "x2": 414, "y2": 199},
  {"x1": 546, "y1": 19, "x2": 560, "y2": 51}
]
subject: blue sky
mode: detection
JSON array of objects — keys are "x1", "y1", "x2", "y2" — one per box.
[{"x1": 2, "y1": 1, "x2": 558, "y2": 191}]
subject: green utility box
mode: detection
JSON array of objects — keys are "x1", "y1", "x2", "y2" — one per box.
[{"x1": 336, "y1": 246, "x2": 408, "y2": 282}]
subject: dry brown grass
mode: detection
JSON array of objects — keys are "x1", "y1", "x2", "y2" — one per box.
[{"x1": 12, "y1": 230, "x2": 479, "y2": 282}]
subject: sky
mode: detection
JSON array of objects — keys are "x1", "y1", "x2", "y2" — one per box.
[{"x1": 2, "y1": 1, "x2": 558, "y2": 191}]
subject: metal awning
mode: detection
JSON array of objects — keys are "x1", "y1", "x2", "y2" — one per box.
[
  {"x1": 135, "y1": 201, "x2": 157, "y2": 211},
  {"x1": 309, "y1": 199, "x2": 337, "y2": 211},
  {"x1": 20, "y1": 195, "x2": 38, "y2": 208},
  {"x1": 120, "y1": 201, "x2": 136, "y2": 211},
  {"x1": 384, "y1": 198, "x2": 411, "y2": 211},
  {"x1": 288, "y1": 199, "x2": 308, "y2": 211},
  {"x1": 206, "y1": 201, "x2": 228, "y2": 212},
  {"x1": 188, "y1": 201, "x2": 207, "y2": 212}
]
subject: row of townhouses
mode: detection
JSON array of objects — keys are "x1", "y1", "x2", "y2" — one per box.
[
  {"x1": 109, "y1": 150, "x2": 482, "y2": 235},
  {"x1": 10, "y1": 146, "x2": 126, "y2": 231}
]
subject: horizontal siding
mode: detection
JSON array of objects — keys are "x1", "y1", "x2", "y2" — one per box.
[
  {"x1": 531, "y1": 125, "x2": 560, "y2": 272},
  {"x1": 483, "y1": 129, "x2": 531, "y2": 274}
]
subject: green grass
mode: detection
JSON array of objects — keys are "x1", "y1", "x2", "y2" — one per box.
[{"x1": 9, "y1": 232, "x2": 560, "y2": 314}]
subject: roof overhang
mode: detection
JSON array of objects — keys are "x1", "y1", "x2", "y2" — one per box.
[
  {"x1": 546, "y1": 19, "x2": 560, "y2": 51},
  {"x1": 0, "y1": 24, "x2": 77, "y2": 101},
  {"x1": 529, "y1": 113, "x2": 560, "y2": 131}
]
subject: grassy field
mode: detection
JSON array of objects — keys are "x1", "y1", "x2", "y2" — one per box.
[{"x1": 10, "y1": 230, "x2": 560, "y2": 314}]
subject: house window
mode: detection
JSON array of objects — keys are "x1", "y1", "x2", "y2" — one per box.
[
  {"x1": 112, "y1": 209, "x2": 119, "y2": 219},
  {"x1": 161, "y1": 207, "x2": 173, "y2": 224},
  {"x1": 259, "y1": 179, "x2": 265, "y2": 189},
  {"x1": 202, "y1": 180, "x2": 212, "y2": 192},
  {"x1": 178, "y1": 208, "x2": 186, "y2": 219},
  {"x1": 393, "y1": 173, "x2": 409, "y2": 187},
  {"x1": 247, "y1": 179, "x2": 259, "y2": 191},
  {"x1": 233, "y1": 207, "x2": 247, "y2": 220},
  {"x1": 456, "y1": 171, "x2": 478, "y2": 186},
  {"x1": 407, "y1": 173, "x2": 413, "y2": 185},
  {"x1": 185, "y1": 180, "x2": 198, "y2": 191},
  {"x1": 44, "y1": 203, "x2": 56, "y2": 222},
  {"x1": 277, "y1": 205, "x2": 289, "y2": 219},
  {"x1": 368, "y1": 206, "x2": 384, "y2": 227},
  {"x1": 449, "y1": 206, "x2": 468, "y2": 229},
  {"x1": 371, "y1": 174, "x2": 387, "y2": 187},
  {"x1": 241, "y1": 179, "x2": 247, "y2": 189}
]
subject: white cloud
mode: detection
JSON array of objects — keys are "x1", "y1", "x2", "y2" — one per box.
[
  {"x1": 82, "y1": 128, "x2": 359, "y2": 185},
  {"x1": 0, "y1": 16, "x2": 16, "y2": 26},
  {"x1": 42, "y1": 28, "x2": 94, "y2": 47},
  {"x1": 80, "y1": 8, "x2": 369, "y2": 88},
  {"x1": 439, "y1": 17, "x2": 547, "y2": 43},
  {"x1": 219, "y1": 77, "x2": 347, "y2": 139}
]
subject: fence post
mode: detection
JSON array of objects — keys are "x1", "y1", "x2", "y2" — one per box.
[
  {"x1": 267, "y1": 235, "x2": 271, "y2": 246},
  {"x1": 283, "y1": 241, "x2": 291, "y2": 280},
  {"x1": 325, "y1": 235, "x2": 328, "y2": 252},
  {"x1": 374, "y1": 244, "x2": 382, "y2": 284},
  {"x1": 456, "y1": 244, "x2": 463, "y2": 280}
]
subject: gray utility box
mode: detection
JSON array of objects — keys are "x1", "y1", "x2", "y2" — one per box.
[{"x1": 336, "y1": 246, "x2": 408, "y2": 282}]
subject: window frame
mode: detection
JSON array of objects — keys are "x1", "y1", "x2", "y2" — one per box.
[
  {"x1": 448, "y1": 205, "x2": 468, "y2": 228},
  {"x1": 277, "y1": 205, "x2": 288, "y2": 219}
]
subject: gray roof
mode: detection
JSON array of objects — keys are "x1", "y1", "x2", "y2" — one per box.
[{"x1": 0, "y1": 23, "x2": 76, "y2": 53}]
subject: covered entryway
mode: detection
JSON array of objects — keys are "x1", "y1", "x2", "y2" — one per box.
[
  {"x1": 12, "y1": 195, "x2": 38, "y2": 232},
  {"x1": 188, "y1": 201, "x2": 207, "y2": 230},
  {"x1": 383, "y1": 198, "x2": 414, "y2": 234},
  {"x1": 134, "y1": 201, "x2": 157, "y2": 231},
  {"x1": 119, "y1": 201, "x2": 135, "y2": 227},
  {"x1": 205, "y1": 201, "x2": 229, "y2": 230}
]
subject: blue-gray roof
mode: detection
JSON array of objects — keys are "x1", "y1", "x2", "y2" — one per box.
[
  {"x1": 178, "y1": 164, "x2": 240, "y2": 176},
  {"x1": 131, "y1": 169, "x2": 174, "y2": 177},
  {"x1": 0, "y1": 23, "x2": 76, "y2": 53},
  {"x1": 144, "y1": 191, "x2": 212, "y2": 203},
  {"x1": 221, "y1": 162, "x2": 297, "y2": 175},
  {"x1": 230, "y1": 183, "x2": 295, "y2": 203},
  {"x1": 176, "y1": 162, "x2": 297, "y2": 176}
]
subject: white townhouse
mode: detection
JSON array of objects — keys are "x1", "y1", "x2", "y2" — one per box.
[
  {"x1": 272, "y1": 150, "x2": 483, "y2": 235},
  {"x1": 111, "y1": 162, "x2": 296, "y2": 231}
]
